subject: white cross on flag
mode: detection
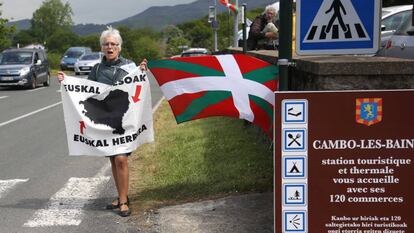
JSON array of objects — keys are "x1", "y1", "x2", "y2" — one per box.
[{"x1": 148, "y1": 54, "x2": 278, "y2": 138}]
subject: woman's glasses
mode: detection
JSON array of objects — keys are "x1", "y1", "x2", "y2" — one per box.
[{"x1": 102, "y1": 42, "x2": 119, "y2": 48}]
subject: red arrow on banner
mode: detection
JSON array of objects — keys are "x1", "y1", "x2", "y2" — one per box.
[
  {"x1": 79, "y1": 121, "x2": 86, "y2": 135},
  {"x1": 132, "y1": 85, "x2": 142, "y2": 103}
]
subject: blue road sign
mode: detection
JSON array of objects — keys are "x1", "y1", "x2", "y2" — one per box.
[
  {"x1": 284, "y1": 211, "x2": 306, "y2": 232},
  {"x1": 296, "y1": 0, "x2": 380, "y2": 55},
  {"x1": 283, "y1": 157, "x2": 306, "y2": 178},
  {"x1": 283, "y1": 129, "x2": 307, "y2": 152}
]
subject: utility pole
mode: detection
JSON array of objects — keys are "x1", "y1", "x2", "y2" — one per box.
[
  {"x1": 233, "y1": 0, "x2": 239, "y2": 47},
  {"x1": 278, "y1": 0, "x2": 293, "y2": 91},
  {"x1": 209, "y1": 1, "x2": 218, "y2": 52},
  {"x1": 241, "y1": 3, "x2": 247, "y2": 53}
]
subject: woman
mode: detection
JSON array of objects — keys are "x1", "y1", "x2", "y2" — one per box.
[{"x1": 58, "y1": 26, "x2": 147, "y2": 217}]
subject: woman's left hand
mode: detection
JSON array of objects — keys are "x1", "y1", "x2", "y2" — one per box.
[{"x1": 139, "y1": 59, "x2": 148, "y2": 71}]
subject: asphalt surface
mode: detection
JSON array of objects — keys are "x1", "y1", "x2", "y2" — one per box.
[
  {"x1": 155, "y1": 192, "x2": 274, "y2": 233},
  {"x1": 0, "y1": 74, "x2": 163, "y2": 233}
]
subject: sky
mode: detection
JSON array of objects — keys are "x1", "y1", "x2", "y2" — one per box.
[{"x1": 1, "y1": 0, "x2": 197, "y2": 24}]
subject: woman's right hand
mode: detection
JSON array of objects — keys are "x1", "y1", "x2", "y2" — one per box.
[{"x1": 57, "y1": 71, "x2": 65, "y2": 83}]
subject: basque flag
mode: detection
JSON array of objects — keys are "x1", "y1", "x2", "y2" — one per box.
[
  {"x1": 219, "y1": 0, "x2": 238, "y2": 13},
  {"x1": 148, "y1": 54, "x2": 278, "y2": 138}
]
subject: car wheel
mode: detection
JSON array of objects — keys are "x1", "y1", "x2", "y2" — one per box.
[
  {"x1": 43, "y1": 73, "x2": 50, "y2": 87},
  {"x1": 75, "y1": 72, "x2": 80, "y2": 75},
  {"x1": 29, "y1": 76, "x2": 37, "y2": 89}
]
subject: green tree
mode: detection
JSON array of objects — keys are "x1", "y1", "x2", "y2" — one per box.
[
  {"x1": 118, "y1": 26, "x2": 162, "y2": 61},
  {"x1": 80, "y1": 34, "x2": 100, "y2": 52},
  {"x1": 47, "y1": 28, "x2": 79, "y2": 53},
  {"x1": 165, "y1": 37, "x2": 190, "y2": 57},
  {"x1": 0, "y1": 3, "x2": 15, "y2": 50},
  {"x1": 178, "y1": 20, "x2": 212, "y2": 49},
  {"x1": 132, "y1": 37, "x2": 161, "y2": 61},
  {"x1": 162, "y1": 25, "x2": 190, "y2": 57},
  {"x1": 31, "y1": 0, "x2": 73, "y2": 43},
  {"x1": 13, "y1": 30, "x2": 38, "y2": 47}
]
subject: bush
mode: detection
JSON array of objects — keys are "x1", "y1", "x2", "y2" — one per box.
[{"x1": 47, "y1": 51, "x2": 61, "y2": 70}]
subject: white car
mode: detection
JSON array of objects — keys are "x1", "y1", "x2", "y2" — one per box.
[
  {"x1": 74, "y1": 52, "x2": 103, "y2": 75},
  {"x1": 377, "y1": 6, "x2": 414, "y2": 60},
  {"x1": 180, "y1": 48, "x2": 208, "y2": 57},
  {"x1": 381, "y1": 5, "x2": 413, "y2": 48}
]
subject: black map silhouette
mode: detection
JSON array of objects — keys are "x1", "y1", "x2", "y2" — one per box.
[{"x1": 79, "y1": 89, "x2": 130, "y2": 135}]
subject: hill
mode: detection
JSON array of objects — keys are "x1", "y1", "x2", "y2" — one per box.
[
  {"x1": 6, "y1": 19, "x2": 30, "y2": 31},
  {"x1": 111, "y1": 0, "x2": 275, "y2": 30},
  {"x1": 8, "y1": 0, "x2": 276, "y2": 35}
]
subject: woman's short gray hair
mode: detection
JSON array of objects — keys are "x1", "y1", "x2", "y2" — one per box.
[
  {"x1": 264, "y1": 5, "x2": 278, "y2": 22},
  {"x1": 100, "y1": 26, "x2": 123, "y2": 50},
  {"x1": 265, "y1": 5, "x2": 277, "y2": 14}
]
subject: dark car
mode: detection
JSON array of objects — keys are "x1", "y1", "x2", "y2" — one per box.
[
  {"x1": 60, "y1": 47, "x2": 92, "y2": 70},
  {"x1": 0, "y1": 48, "x2": 50, "y2": 89}
]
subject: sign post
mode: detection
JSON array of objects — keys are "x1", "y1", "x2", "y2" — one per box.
[
  {"x1": 275, "y1": 90, "x2": 413, "y2": 233},
  {"x1": 296, "y1": 0, "x2": 380, "y2": 55}
]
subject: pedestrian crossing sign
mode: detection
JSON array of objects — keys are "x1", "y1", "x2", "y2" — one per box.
[{"x1": 296, "y1": 0, "x2": 380, "y2": 55}]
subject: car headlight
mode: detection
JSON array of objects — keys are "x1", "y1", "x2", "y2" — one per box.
[{"x1": 20, "y1": 67, "x2": 30, "y2": 76}]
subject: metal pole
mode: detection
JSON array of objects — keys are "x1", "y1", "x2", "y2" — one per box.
[
  {"x1": 278, "y1": 0, "x2": 293, "y2": 91},
  {"x1": 233, "y1": 0, "x2": 239, "y2": 47},
  {"x1": 242, "y1": 4, "x2": 247, "y2": 53},
  {"x1": 214, "y1": 0, "x2": 218, "y2": 52},
  {"x1": 210, "y1": 1, "x2": 218, "y2": 52}
]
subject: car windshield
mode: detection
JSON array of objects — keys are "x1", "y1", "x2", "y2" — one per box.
[
  {"x1": 181, "y1": 52, "x2": 207, "y2": 57},
  {"x1": 394, "y1": 11, "x2": 413, "y2": 35},
  {"x1": 64, "y1": 50, "x2": 84, "y2": 58},
  {"x1": 0, "y1": 52, "x2": 33, "y2": 65},
  {"x1": 80, "y1": 53, "x2": 100, "y2": 61}
]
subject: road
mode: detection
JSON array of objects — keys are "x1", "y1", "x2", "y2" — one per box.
[{"x1": 0, "y1": 74, "x2": 163, "y2": 233}]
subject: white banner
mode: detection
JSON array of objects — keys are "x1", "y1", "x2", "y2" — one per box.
[{"x1": 61, "y1": 69, "x2": 154, "y2": 156}]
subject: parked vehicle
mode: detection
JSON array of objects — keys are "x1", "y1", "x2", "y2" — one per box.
[
  {"x1": 74, "y1": 52, "x2": 103, "y2": 75},
  {"x1": 381, "y1": 5, "x2": 413, "y2": 48},
  {"x1": 60, "y1": 47, "x2": 92, "y2": 70},
  {"x1": 181, "y1": 48, "x2": 208, "y2": 57},
  {"x1": 0, "y1": 48, "x2": 50, "y2": 89},
  {"x1": 377, "y1": 7, "x2": 414, "y2": 59}
]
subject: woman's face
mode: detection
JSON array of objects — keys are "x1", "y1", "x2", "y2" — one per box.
[{"x1": 101, "y1": 35, "x2": 120, "y2": 61}]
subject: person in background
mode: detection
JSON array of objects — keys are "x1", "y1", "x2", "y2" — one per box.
[
  {"x1": 247, "y1": 5, "x2": 279, "y2": 50},
  {"x1": 58, "y1": 26, "x2": 147, "y2": 217}
]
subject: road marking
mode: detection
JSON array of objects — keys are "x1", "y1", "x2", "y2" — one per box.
[
  {"x1": 24, "y1": 176, "x2": 110, "y2": 227},
  {"x1": 0, "y1": 179, "x2": 29, "y2": 198},
  {"x1": 0, "y1": 96, "x2": 8, "y2": 100},
  {"x1": 26, "y1": 87, "x2": 46, "y2": 93},
  {"x1": 0, "y1": 102, "x2": 62, "y2": 128}
]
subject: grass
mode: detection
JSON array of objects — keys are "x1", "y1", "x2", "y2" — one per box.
[{"x1": 128, "y1": 100, "x2": 273, "y2": 212}]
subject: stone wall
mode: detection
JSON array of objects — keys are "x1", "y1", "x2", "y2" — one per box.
[{"x1": 225, "y1": 48, "x2": 414, "y2": 91}]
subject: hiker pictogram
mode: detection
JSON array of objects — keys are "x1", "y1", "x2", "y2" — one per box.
[{"x1": 303, "y1": 0, "x2": 370, "y2": 43}]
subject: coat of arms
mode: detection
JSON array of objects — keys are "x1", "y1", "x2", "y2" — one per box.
[{"x1": 355, "y1": 98, "x2": 382, "y2": 126}]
